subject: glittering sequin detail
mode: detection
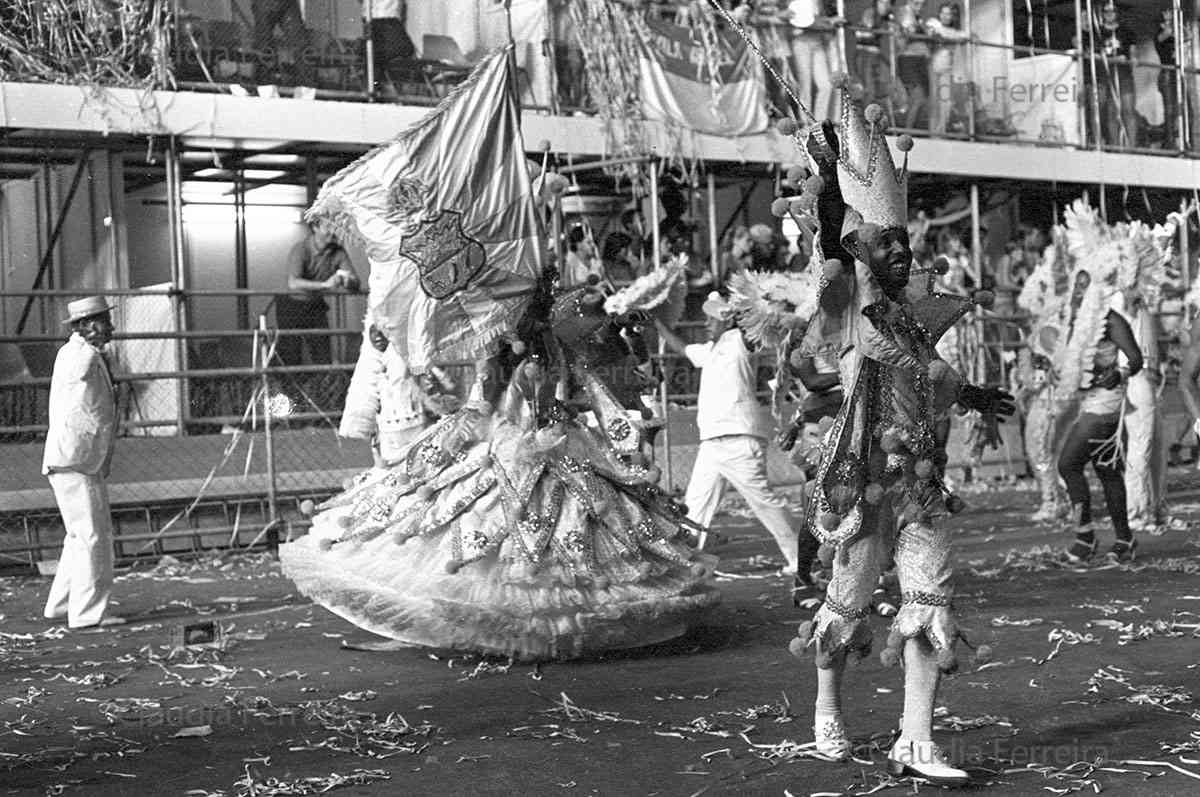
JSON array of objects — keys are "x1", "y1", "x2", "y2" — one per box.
[
  {"x1": 902, "y1": 591, "x2": 951, "y2": 607},
  {"x1": 823, "y1": 596, "x2": 871, "y2": 620}
]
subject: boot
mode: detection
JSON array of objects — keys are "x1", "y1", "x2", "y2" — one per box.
[
  {"x1": 813, "y1": 712, "x2": 850, "y2": 762},
  {"x1": 1064, "y1": 504, "x2": 1097, "y2": 563},
  {"x1": 887, "y1": 738, "x2": 969, "y2": 786}
]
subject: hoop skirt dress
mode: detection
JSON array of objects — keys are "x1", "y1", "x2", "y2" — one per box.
[{"x1": 279, "y1": 376, "x2": 719, "y2": 661}]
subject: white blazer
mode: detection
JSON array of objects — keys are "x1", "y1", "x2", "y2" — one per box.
[{"x1": 42, "y1": 334, "x2": 116, "y2": 477}]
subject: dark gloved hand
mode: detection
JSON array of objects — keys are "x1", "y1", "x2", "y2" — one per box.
[
  {"x1": 1092, "y1": 367, "x2": 1124, "y2": 390},
  {"x1": 958, "y1": 385, "x2": 1016, "y2": 419},
  {"x1": 778, "y1": 422, "x2": 801, "y2": 452}
]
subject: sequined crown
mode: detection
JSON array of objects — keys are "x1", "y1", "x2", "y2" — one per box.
[{"x1": 831, "y1": 75, "x2": 912, "y2": 232}]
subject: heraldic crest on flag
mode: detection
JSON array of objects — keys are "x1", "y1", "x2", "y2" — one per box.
[
  {"x1": 306, "y1": 47, "x2": 543, "y2": 372},
  {"x1": 401, "y1": 210, "x2": 487, "y2": 300}
]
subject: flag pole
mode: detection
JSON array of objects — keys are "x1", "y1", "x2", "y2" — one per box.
[{"x1": 650, "y1": 159, "x2": 673, "y2": 500}]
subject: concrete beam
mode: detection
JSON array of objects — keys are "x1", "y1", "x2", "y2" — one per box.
[{"x1": 3, "y1": 82, "x2": 1200, "y2": 190}]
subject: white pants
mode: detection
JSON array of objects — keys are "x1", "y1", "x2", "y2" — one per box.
[
  {"x1": 685, "y1": 435, "x2": 800, "y2": 569},
  {"x1": 1124, "y1": 371, "x2": 1166, "y2": 526},
  {"x1": 44, "y1": 471, "x2": 114, "y2": 628},
  {"x1": 790, "y1": 32, "x2": 834, "y2": 120}
]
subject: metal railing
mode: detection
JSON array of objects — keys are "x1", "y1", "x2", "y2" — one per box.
[{"x1": 6, "y1": 2, "x2": 1200, "y2": 160}]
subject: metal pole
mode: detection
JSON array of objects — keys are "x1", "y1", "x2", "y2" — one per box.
[
  {"x1": 963, "y1": 0, "x2": 975, "y2": 139},
  {"x1": 1073, "y1": 0, "x2": 1087, "y2": 146},
  {"x1": 969, "y1": 182, "x2": 982, "y2": 284},
  {"x1": 555, "y1": 155, "x2": 652, "y2": 175},
  {"x1": 15, "y1": 149, "x2": 92, "y2": 335},
  {"x1": 364, "y1": 1, "x2": 375, "y2": 99},
  {"x1": 234, "y1": 168, "x2": 250, "y2": 329},
  {"x1": 1174, "y1": 0, "x2": 1189, "y2": 151},
  {"x1": 1084, "y1": 0, "x2": 1104, "y2": 154},
  {"x1": 834, "y1": 0, "x2": 848, "y2": 73},
  {"x1": 707, "y1": 171, "x2": 719, "y2": 284},
  {"x1": 649, "y1": 160, "x2": 672, "y2": 495},
  {"x1": 166, "y1": 138, "x2": 190, "y2": 437},
  {"x1": 970, "y1": 182, "x2": 984, "y2": 382},
  {"x1": 258, "y1": 315, "x2": 280, "y2": 552},
  {"x1": 1182, "y1": 198, "x2": 1192, "y2": 290},
  {"x1": 551, "y1": 193, "x2": 563, "y2": 276}
]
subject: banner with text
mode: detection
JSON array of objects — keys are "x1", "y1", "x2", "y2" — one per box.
[{"x1": 636, "y1": 17, "x2": 768, "y2": 137}]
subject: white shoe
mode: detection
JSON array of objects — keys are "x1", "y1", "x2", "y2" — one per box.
[
  {"x1": 1030, "y1": 504, "x2": 1060, "y2": 523},
  {"x1": 813, "y1": 712, "x2": 850, "y2": 762},
  {"x1": 886, "y1": 738, "x2": 968, "y2": 786}
]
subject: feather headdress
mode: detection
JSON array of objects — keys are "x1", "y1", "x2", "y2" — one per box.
[
  {"x1": 727, "y1": 269, "x2": 819, "y2": 347},
  {"x1": 1051, "y1": 200, "x2": 1178, "y2": 394},
  {"x1": 603, "y1": 262, "x2": 687, "y2": 328}
]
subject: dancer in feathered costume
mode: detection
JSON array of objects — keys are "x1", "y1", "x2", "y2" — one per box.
[
  {"x1": 1015, "y1": 227, "x2": 1072, "y2": 522},
  {"x1": 779, "y1": 79, "x2": 1014, "y2": 785},
  {"x1": 279, "y1": 51, "x2": 717, "y2": 661},
  {"x1": 1178, "y1": 280, "x2": 1200, "y2": 461},
  {"x1": 1113, "y1": 216, "x2": 1178, "y2": 535},
  {"x1": 1042, "y1": 200, "x2": 1165, "y2": 563}
]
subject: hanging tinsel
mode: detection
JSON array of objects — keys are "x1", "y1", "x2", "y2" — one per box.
[
  {"x1": 569, "y1": 0, "x2": 651, "y2": 192},
  {"x1": 0, "y1": 0, "x2": 171, "y2": 88}
]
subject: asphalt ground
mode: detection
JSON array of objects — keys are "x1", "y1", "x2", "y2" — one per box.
[{"x1": 3, "y1": 475, "x2": 1200, "y2": 797}]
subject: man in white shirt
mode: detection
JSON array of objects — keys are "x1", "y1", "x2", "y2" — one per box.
[
  {"x1": 42, "y1": 297, "x2": 124, "y2": 629},
  {"x1": 341, "y1": 322, "x2": 454, "y2": 467},
  {"x1": 658, "y1": 292, "x2": 801, "y2": 573}
]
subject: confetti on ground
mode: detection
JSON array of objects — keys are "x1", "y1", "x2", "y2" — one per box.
[
  {"x1": 990, "y1": 615, "x2": 1044, "y2": 627},
  {"x1": 196, "y1": 767, "x2": 391, "y2": 797}
]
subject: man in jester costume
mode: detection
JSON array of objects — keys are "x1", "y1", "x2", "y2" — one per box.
[{"x1": 782, "y1": 79, "x2": 1014, "y2": 784}]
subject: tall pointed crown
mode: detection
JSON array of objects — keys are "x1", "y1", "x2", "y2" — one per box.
[{"x1": 832, "y1": 75, "x2": 911, "y2": 231}]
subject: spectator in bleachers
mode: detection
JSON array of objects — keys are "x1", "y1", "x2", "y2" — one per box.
[
  {"x1": 561, "y1": 224, "x2": 602, "y2": 287},
  {"x1": 1157, "y1": 8, "x2": 1180, "y2": 149},
  {"x1": 601, "y1": 231, "x2": 640, "y2": 286},
  {"x1": 1078, "y1": 7, "x2": 1138, "y2": 148},
  {"x1": 277, "y1": 222, "x2": 360, "y2": 366},
  {"x1": 895, "y1": 0, "x2": 930, "y2": 129},
  {"x1": 252, "y1": 0, "x2": 311, "y2": 84},
  {"x1": 749, "y1": 223, "x2": 785, "y2": 271},
  {"x1": 854, "y1": 0, "x2": 896, "y2": 112},
  {"x1": 42, "y1": 297, "x2": 123, "y2": 629},
  {"x1": 551, "y1": 0, "x2": 586, "y2": 109},
  {"x1": 368, "y1": 0, "x2": 415, "y2": 97},
  {"x1": 718, "y1": 225, "x2": 754, "y2": 284},
  {"x1": 787, "y1": 0, "x2": 839, "y2": 120},
  {"x1": 927, "y1": 2, "x2": 970, "y2": 134}
]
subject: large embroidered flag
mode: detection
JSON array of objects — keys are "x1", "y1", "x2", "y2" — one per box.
[
  {"x1": 307, "y1": 47, "x2": 543, "y2": 372},
  {"x1": 635, "y1": 16, "x2": 768, "y2": 137}
]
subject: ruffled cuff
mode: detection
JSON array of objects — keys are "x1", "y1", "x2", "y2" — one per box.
[
  {"x1": 879, "y1": 592, "x2": 958, "y2": 672},
  {"x1": 790, "y1": 598, "x2": 873, "y2": 668}
]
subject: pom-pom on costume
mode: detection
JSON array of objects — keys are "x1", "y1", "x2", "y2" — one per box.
[{"x1": 775, "y1": 89, "x2": 1012, "y2": 784}]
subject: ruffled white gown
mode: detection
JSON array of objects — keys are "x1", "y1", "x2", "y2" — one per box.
[{"x1": 279, "y1": 382, "x2": 719, "y2": 661}]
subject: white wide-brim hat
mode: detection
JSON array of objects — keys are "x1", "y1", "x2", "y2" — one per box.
[
  {"x1": 700, "y1": 290, "x2": 732, "y2": 320},
  {"x1": 63, "y1": 296, "x2": 115, "y2": 324}
]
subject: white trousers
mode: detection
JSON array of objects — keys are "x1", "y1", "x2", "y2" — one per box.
[
  {"x1": 1123, "y1": 371, "x2": 1166, "y2": 526},
  {"x1": 44, "y1": 471, "x2": 114, "y2": 628},
  {"x1": 685, "y1": 435, "x2": 800, "y2": 569}
]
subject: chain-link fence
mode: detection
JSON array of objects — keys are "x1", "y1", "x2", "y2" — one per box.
[
  {"x1": 1, "y1": 289, "x2": 363, "y2": 569},
  {"x1": 0, "y1": 286, "x2": 709, "y2": 570}
]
